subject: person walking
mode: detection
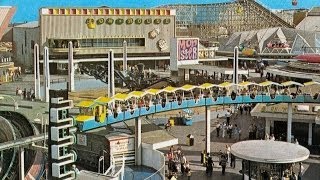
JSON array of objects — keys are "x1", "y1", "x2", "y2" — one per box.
[
  {"x1": 220, "y1": 154, "x2": 227, "y2": 175},
  {"x1": 222, "y1": 122, "x2": 227, "y2": 138},
  {"x1": 206, "y1": 155, "x2": 214, "y2": 177},
  {"x1": 226, "y1": 145, "x2": 231, "y2": 167},
  {"x1": 228, "y1": 124, "x2": 233, "y2": 139},
  {"x1": 216, "y1": 123, "x2": 221, "y2": 137},
  {"x1": 225, "y1": 110, "x2": 231, "y2": 125},
  {"x1": 180, "y1": 154, "x2": 187, "y2": 175},
  {"x1": 230, "y1": 153, "x2": 236, "y2": 168}
]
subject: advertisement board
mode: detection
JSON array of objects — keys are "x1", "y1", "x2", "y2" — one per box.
[{"x1": 109, "y1": 137, "x2": 135, "y2": 154}]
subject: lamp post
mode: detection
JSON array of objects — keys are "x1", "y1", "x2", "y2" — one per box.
[{"x1": 0, "y1": 94, "x2": 18, "y2": 111}]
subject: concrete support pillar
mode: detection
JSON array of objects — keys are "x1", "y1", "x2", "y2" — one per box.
[
  {"x1": 108, "y1": 50, "x2": 115, "y2": 97},
  {"x1": 123, "y1": 41, "x2": 127, "y2": 71},
  {"x1": 308, "y1": 123, "x2": 313, "y2": 146},
  {"x1": 287, "y1": 103, "x2": 293, "y2": 143},
  {"x1": 135, "y1": 117, "x2": 141, "y2": 165},
  {"x1": 265, "y1": 119, "x2": 270, "y2": 137},
  {"x1": 19, "y1": 148, "x2": 25, "y2": 180},
  {"x1": 68, "y1": 41, "x2": 75, "y2": 92},
  {"x1": 34, "y1": 44, "x2": 41, "y2": 99},
  {"x1": 43, "y1": 47, "x2": 50, "y2": 102},
  {"x1": 205, "y1": 106, "x2": 210, "y2": 154},
  {"x1": 233, "y1": 46, "x2": 239, "y2": 84}
]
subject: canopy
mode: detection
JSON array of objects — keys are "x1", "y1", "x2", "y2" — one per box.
[
  {"x1": 76, "y1": 100, "x2": 96, "y2": 108},
  {"x1": 218, "y1": 82, "x2": 235, "y2": 88},
  {"x1": 129, "y1": 91, "x2": 146, "y2": 98},
  {"x1": 145, "y1": 89, "x2": 162, "y2": 95},
  {"x1": 162, "y1": 86, "x2": 178, "y2": 93},
  {"x1": 281, "y1": 81, "x2": 303, "y2": 87},
  {"x1": 95, "y1": 97, "x2": 113, "y2": 104},
  {"x1": 259, "y1": 81, "x2": 282, "y2": 87},
  {"x1": 238, "y1": 81, "x2": 260, "y2": 87},
  {"x1": 304, "y1": 81, "x2": 320, "y2": 86},
  {"x1": 112, "y1": 93, "x2": 131, "y2": 101},
  {"x1": 180, "y1": 84, "x2": 197, "y2": 91},
  {"x1": 198, "y1": 83, "x2": 217, "y2": 89}
]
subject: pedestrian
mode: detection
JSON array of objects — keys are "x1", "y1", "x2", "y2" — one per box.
[
  {"x1": 226, "y1": 145, "x2": 231, "y2": 166},
  {"x1": 234, "y1": 124, "x2": 241, "y2": 141},
  {"x1": 222, "y1": 122, "x2": 227, "y2": 138},
  {"x1": 16, "y1": 87, "x2": 19, "y2": 95},
  {"x1": 228, "y1": 124, "x2": 233, "y2": 139},
  {"x1": 225, "y1": 110, "x2": 231, "y2": 125},
  {"x1": 230, "y1": 153, "x2": 236, "y2": 168},
  {"x1": 180, "y1": 154, "x2": 186, "y2": 175},
  {"x1": 23, "y1": 88, "x2": 27, "y2": 99},
  {"x1": 219, "y1": 154, "x2": 227, "y2": 175},
  {"x1": 239, "y1": 104, "x2": 243, "y2": 115},
  {"x1": 185, "y1": 161, "x2": 191, "y2": 180},
  {"x1": 206, "y1": 155, "x2": 213, "y2": 176},
  {"x1": 216, "y1": 123, "x2": 221, "y2": 137}
]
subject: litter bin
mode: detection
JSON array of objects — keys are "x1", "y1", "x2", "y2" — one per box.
[{"x1": 187, "y1": 134, "x2": 194, "y2": 146}]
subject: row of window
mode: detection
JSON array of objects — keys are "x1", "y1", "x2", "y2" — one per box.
[{"x1": 49, "y1": 38, "x2": 145, "y2": 48}]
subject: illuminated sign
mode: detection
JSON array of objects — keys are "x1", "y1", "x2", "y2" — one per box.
[{"x1": 178, "y1": 39, "x2": 199, "y2": 61}]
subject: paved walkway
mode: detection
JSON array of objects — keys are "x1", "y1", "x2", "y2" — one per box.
[{"x1": 158, "y1": 110, "x2": 320, "y2": 180}]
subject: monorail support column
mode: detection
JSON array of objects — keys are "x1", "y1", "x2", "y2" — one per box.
[
  {"x1": 205, "y1": 106, "x2": 211, "y2": 154},
  {"x1": 43, "y1": 47, "x2": 50, "y2": 103},
  {"x1": 135, "y1": 117, "x2": 142, "y2": 165},
  {"x1": 19, "y1": 147, "x2": 25, "y2": 180},
  {"x1": 287, "y1": 103, "x2": 293, "y2": 143},
  {"x1": 123, "y1": 41, "x2": 127, "y2": 71},
  {"x1": 265, "y1": 118, "x2": 270, "y2": 136},
  {"x1": 308, "y1": 123, "x2": 313, "y2": 145},
  {"x1": 34, "y1": 44, "x2": 41, "y2": 100},
  {"x1": 68, "y1": 41, "x2": 75, "y2": 92},
  {"x1": 108, "y1": 50, "x2": 115, "y2": 97},
  {"x1": 233, "y1": 46, "x2": 239, "y2": 84}
]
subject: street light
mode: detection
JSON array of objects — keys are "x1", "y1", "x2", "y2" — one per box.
[{"x1": 0, "y1": 94, "x2": 18, "y2": 111}]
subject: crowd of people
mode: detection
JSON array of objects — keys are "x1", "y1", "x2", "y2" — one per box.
[
  {"x1": 167, "y1": 146, "x2": 191, "y2": 180},
  {"x1": 16, "y1": 87, "x2": 35, "y2": 101}
]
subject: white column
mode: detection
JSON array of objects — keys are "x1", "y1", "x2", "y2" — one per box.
[
  {"x1": 108, "y1": 50, "x2": 115, "y2": 97},
  {"x1": 265, "y1": 118, "x2": 270, "y2": 136},
  {"x1": 19, "y1": 148, "x2": 25, "y2": 180},
  {"x1": 123, "y1": 41, "x2": 127, "y2": 71},
  {"x1": 308, "y1": 123, "x2": 312, "y2": 146},
  {"x1": 233, "y1": 46, "x2": 239, "y2": 84},
  {"x1": 135, "y1": 117, "x2": 141, "y2": 165},
  {"x1": 287, "y1": 103, "x2": 292, "y2": 143},
  {"x1": 68, "y1": 41, "x2": 75, "y2": 92},
  {"x1": 43, "y1": 47, "x2": 50, "y2": 102},
  {"x1": 205, "y1": 106, "x2": 210, "y2": 154},
  {"x1": 34, "y1": 44, "x2": 41, "y2": 99}
]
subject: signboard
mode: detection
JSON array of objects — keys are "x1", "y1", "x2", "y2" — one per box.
[
  {"x1": 77, "y1": 134, "x2": 87, "y2": 146},
  {"x1": 177, "y1": 39, "x2": 199, "y2": 61},
  {"x1": 109, "y1": 137, "x2": 135, "y2": 154},
  {"x1": 199, "y1": 49, "x2": 216, "y2": 59},
  {"x1": 170, "y1": 38, "x2": 199, "y2": 71}
]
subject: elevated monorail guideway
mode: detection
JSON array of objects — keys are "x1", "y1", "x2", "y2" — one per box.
[{"x1": 75, "y1": 80, "x2": 320, "y2": 132}]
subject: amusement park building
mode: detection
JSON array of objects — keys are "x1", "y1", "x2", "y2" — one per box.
[
  {"x1": 39, "y1": 7, "x2": 176, "y2": 72},
  {"x1": 220, "y1": 27, "x2": 320, "y2": 55}
]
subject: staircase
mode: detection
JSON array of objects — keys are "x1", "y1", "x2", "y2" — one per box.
[{"x1": 243, "y1": 0, "x2": 294, "y2": 28}]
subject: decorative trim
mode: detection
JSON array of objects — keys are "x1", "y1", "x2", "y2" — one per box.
[
  {"x1": 106, "y1": 18, "x2": 114, "y2": 25},
  {"x1": 86, "y1": 18, "x2": 96, "y2": 29},
  {"x1": 144, "y1": 18, "x2": 152, "y2": 24},
  {"x1": 163, "y1": 18, "x2": 171, "y2": 24},
  {"x1": 96, "y1": 18, "x2": 105, "y2": 25},
  {"x1": 154, "y1": 18, "x2": 161, "y2": 24},
  {"x1": 135, "y1": 18, "x2": 142, "y2": 24},
  {"x1": 115, "y1": 18, "x2": 124, "y2": 25},
  {"x1": 126, "y1": 18, "x2": 134, "y2": 25}
]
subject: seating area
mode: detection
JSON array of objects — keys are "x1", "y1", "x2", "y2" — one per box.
[{"x1": 75, "y1": 80, "x2": 320, "y2": 131}]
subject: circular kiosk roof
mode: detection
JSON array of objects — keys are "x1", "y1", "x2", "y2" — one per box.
[{"x1": 231, "y1": 140, "x2": 310, "y2": 164}]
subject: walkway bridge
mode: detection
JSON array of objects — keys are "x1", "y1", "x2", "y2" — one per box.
[{"x1": 75, "y1": 81, "x2": 320, "y2": 132}]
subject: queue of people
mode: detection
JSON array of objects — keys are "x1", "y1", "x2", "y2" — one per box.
[{"x1": 167, "y1": 146, "x2": 191, "y2": 180}]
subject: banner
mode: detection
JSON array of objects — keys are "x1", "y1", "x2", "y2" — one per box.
[{"x1": 178, "y1": 39, "x2": 199, "y2": 61}]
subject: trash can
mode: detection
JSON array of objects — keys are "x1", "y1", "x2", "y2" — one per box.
[{"x1": 187, "y1": 134, "x2": 194, "y2": 146}]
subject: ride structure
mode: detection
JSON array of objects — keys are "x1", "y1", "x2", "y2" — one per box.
[{"x1": 74, "y1": 80, "x2": 320, "y2": 132}]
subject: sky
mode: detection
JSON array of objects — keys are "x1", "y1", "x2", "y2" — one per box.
[{"x1": 1, "y1": 0, "x2": 319, "y2": 23}]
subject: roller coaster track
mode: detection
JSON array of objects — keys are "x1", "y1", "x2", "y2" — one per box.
[{"x1": 0, "y1": 111, "x2": 42, "y2": 180}]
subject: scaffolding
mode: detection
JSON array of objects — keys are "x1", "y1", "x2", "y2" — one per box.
[{"x1": 161, "y1": 0, "x2": 294, "y2": 41}]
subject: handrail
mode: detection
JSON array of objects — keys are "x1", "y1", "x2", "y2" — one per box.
[{"x1": 143, "y1": 163, "x2": 165, "y2": 180}]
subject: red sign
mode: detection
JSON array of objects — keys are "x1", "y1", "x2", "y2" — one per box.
[{"x1": 178, "y1": 39, "x2": 198, "y2": 61}]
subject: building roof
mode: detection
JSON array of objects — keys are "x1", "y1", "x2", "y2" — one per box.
[
  {"x1": 14, "y1": 21, "x2": 39, "y2": 28},
  {"x1": 221, "y1": 27, "x2": 319, "y2": 54},
  {"x1": 296, "y1": 7, "x2": 320, "y2": 31},
  {"x1": 0, "y1": 6, "x2": 15, "y2": 40}
]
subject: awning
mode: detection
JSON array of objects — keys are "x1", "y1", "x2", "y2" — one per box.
[
  {"x1": 259, "y1": 81, "x2": 282, "y2": 87},
  {"x1": 281, "y1": 81, "x2": 303, "y2": 87},
  {"x1": 162, "y1": 86, "x2": 178, "y2": 93},
  {"x1": 198, "y1": 83, "x2": 218, "y2": 89},
  {"x1": 112, "y1": 93, "x2": 131, "y2": 101},
  {"x1": 238, "y1": 81, "x2": 260, "y2": 87},
  {"x1": 129, "y1": 91, "x2": 147, "y2": 98},
  {"x1": 218, "y1": 82, "x2": 235, "y2": 88},
  {"x1": 145, "y1": 89, "x2": 162, "y2": 95},
  {"x1": 94, "y1": 97, "x2": 113, "y2": 105},
  {"x1": 304, "y1": 81, "x2": 320, "y2": 86},
  {"x1": 180, "y1": 84, "x2": 197, "y2": 91},
  {"x1": 76, "y1": 100, "x2": 96, "y2": 108}
]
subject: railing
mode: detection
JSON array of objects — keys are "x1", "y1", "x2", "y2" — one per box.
[
  {"x1": 144, "y1": 164, "x2": 165, "y2": 180},
  {"x1": 142, "y1": 144, "x2": 166, "y2": 180}
]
